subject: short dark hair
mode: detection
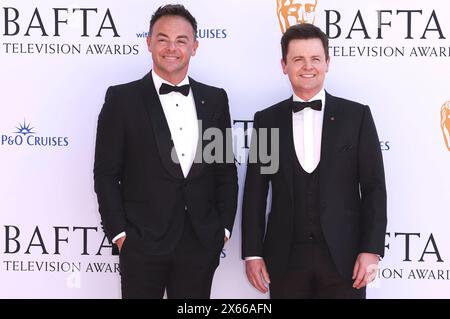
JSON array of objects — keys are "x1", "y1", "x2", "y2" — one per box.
[
  {"x1": 281, "y1": 23, "x2": 329, "y2": 62},
  {"x1": 149, "y1": 4, "x2": 198, "y2": 38}
]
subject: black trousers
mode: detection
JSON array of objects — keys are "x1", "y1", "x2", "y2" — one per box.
[
  {"x1": 270, "y1": 242, "x2": 365, "y2": 299},
  {"x1": 119, "y1": 218, "x2": 222, "y2": 299}
]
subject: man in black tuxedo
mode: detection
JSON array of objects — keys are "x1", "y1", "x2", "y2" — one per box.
[
  {"x1": 94, "y1": 4, "x2": 238, "y2": 299},
  {"x1": 242, "y1": 23, "x2": 387, "y2": 298}
]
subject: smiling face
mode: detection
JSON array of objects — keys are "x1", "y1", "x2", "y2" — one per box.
[
  {"x1": 147, "y1": 15, "x2": 198, "y2": 85},
  {"x1": 281, "y1": 38, "x2": 329, "y2": 100}
]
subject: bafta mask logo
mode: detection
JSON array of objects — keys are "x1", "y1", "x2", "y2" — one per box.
[
  {"x1": 441, "y1": 101, "x2": 450, "y2": 151},
  {"x1": 276, "y1": 0, "x2": 318, "y2": 33}
]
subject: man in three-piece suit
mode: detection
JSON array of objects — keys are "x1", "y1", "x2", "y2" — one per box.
[
  {"x1": 94, "y1": 4, "x2": 238, "y2": 299},
  {"x1": 242, "y1": 23, "x2": 387, "y2": 298}
]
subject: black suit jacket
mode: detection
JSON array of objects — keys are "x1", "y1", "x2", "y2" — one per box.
[
  {"x1": 242, "y1": 92, "x2": 387, "y2": 280},
  {"x1": 94, "y1": 72, "x2": 238, "y2": 255}
]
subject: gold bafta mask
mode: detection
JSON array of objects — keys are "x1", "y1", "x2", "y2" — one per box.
[
  {"x1": 441, "y1": 101, "x2": 450, "y2": 151},
  {"x1": 277, "y1": 0, "x2": 318, "y2": 33}
]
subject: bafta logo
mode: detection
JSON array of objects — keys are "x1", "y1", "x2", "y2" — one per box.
[
  {"x1": 276, "y1": 0, "x2": 318, "y2": 33},
  {"x1": 441, "y1": 101, "x2": 450, "y2": 151}
]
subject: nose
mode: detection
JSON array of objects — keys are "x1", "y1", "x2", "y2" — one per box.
[
  {"x1": 166, "y1": 41, "x2": 177, "y2": 50},
  {"x1": 303, "y1": 60, "x2": 313, "y2": 70}
]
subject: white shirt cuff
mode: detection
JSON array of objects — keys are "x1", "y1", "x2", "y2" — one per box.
[
  {"x1": 245, "y1": 256, "x2": 263, "y2": 261},
  {"x1": 224, "y1": 228, "x2": 230, "y2": 239},
  {"x1": 112, "y1": 232, "x2": 126, "y2": 244}
]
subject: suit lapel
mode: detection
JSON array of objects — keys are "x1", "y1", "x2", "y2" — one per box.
[
  {"x1": 139, "y1": 72, "x2": 184, "y2": 180},
  {"x1": 186, "y1": 78, "x2": 212, "y2": 180},
  {"x1": 279, "y1": 98, "x2": 295, "y2": 202},
  {"x1": 319, "y1": 92, "x2": 341, "y2": 196}
]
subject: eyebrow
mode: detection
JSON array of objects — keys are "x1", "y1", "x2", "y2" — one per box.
[
  {"x1": 291, "y1": 55, "x2": 322, "y2": 59},
  {"x1": 156, "y1": 32, "x2": 190, "y2": 40}
]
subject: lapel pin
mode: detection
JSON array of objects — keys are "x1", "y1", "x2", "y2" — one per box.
[
  {"x1": 201, "y1": 100, "x2": 205, "y2": 104},
  {"x1": 330, "y1": 116, "x2": 335, "y2": 121}
]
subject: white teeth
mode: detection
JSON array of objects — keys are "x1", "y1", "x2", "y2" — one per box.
[{"x1": 301, "y1": 75, "x2": 315, "y2": 78}]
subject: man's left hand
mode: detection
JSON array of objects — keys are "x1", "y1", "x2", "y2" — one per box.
[{"x1": 352, "y1": 253, "x2": 379, "y2": 289}]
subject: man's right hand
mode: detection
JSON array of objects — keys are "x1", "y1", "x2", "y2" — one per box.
[
  {"x1": 245, "y1": 259, "x2": 271, "y2": 293},
  {"x1": 116, "y1": 236, "x2": 126, "y2": 253}
]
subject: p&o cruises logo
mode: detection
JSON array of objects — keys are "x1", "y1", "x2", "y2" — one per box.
[{"x1": 1, "y1": 120, "x2": 69, "y2": 147}]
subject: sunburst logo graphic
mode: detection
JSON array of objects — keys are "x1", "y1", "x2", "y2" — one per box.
[{"x1": 14, "y1": 120, "x2": 36, "y2": 136}]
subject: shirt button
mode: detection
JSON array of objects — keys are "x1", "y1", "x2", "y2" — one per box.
[
  {"x1": 176, "y1": 104, "x2": 179, "y2": 107},
  {"x1": 179, "y1": 127, "x2": 183, "y2": 130},
  {"x1": 181, "y1": 153, "x2": 185, "y2": 156}
]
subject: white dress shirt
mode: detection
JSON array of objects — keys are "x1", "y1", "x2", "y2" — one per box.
[
  {"x1": 245, "y1": 89, "x2": 326, "y2": 261},
  {"x1": 292, "y1": 89, "x2": 325, "y2": 173},
  {"x1": 113, "y1": 70, "x2": 229, "y2": 244},
  {"x1": 152, "y1": 71, "x2": 199, "y2": 177}
]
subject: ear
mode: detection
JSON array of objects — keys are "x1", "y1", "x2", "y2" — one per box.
[
  {"x1": 281, "y1": 58, "x2": 288, "y2": 75},
  {"x1": 325, "y1": 57, "x2": 330, "y2": 73},
  {"x1": 191, "y1": 39, "x2": 199, "y2": 56}
]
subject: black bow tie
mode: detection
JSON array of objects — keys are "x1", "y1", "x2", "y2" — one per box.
[
  {"x1": 292, "y1": 100, "x2": 322, "y2": 113},
  {"x1": 159, "y1": 83, "x2": 190, "y2": 96}
]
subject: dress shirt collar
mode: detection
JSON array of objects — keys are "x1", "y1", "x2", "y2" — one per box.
[
  {"x1": 151, "y1": 70, "x2": 190, "y2": 94},
  {"x1": 292, "y1": 88, "x2": 326, "y2": 108}
]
